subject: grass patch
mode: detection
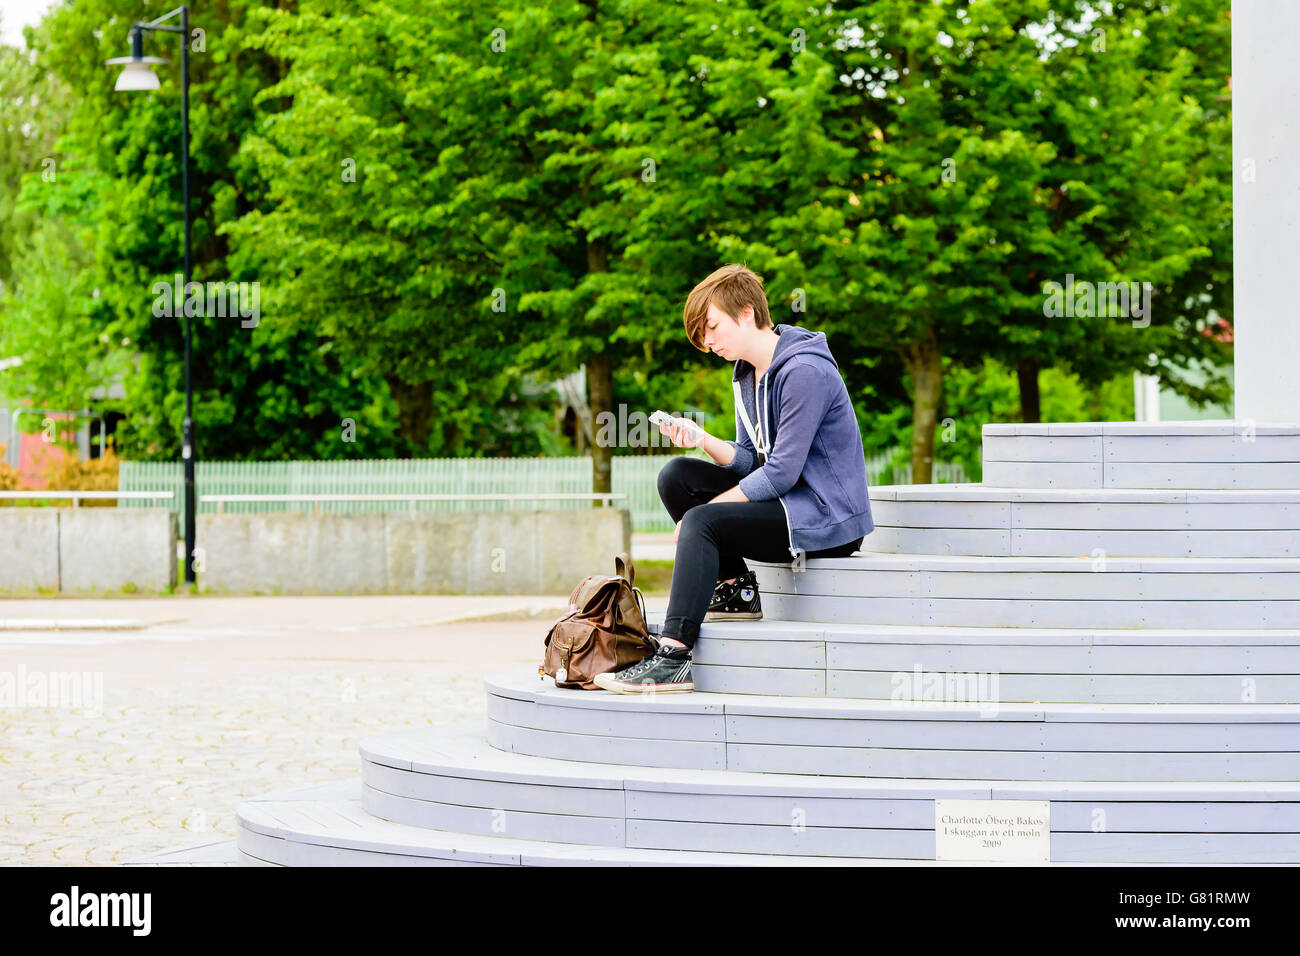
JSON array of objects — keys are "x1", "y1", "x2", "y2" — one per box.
[{"x1": 635, "y1": 559, "x2": 674, "y2": 595}]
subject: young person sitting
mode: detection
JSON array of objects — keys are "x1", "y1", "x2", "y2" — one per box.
[{"x1": 594, "y1": 263, "x2": 874, "y2": 694}]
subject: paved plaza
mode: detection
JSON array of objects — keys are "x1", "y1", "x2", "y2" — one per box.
[{"x1": 0, "y1": 593, "x2": 676, "y2": 865}]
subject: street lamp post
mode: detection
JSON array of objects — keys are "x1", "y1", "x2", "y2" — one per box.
[{"x1": 107, "y1": 6, "x2": 197, "y2": 586}]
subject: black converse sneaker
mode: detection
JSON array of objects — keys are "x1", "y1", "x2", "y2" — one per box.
[
  {"x1": 704, "y1": 570, "x2": 762, "y2": 621},
  {"x1": 592, "y1": 639, "x2": 693, "y2": 694}
]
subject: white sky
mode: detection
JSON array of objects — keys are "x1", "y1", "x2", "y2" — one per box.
[{"x1": 1, "y1": 0, "x2": 59, "y2": 49}]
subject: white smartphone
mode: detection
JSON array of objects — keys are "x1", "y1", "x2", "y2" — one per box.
[{"x1": 650, "y1": 410, "x2": 702, "y2": 440}]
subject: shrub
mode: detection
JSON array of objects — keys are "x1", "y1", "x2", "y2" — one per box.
[{"x1": 43, "y1": 446, "x2": 120, "y2": 507}]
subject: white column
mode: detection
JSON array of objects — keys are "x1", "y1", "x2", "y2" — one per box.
[
  {"x1": 1233, "y1": 0, "x2": 1300, "y2": 423},
  {"x1": 1133, "y1": 372, "x2": 1161, "y2": 422}
]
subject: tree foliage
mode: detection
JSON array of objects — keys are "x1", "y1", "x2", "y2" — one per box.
[{"x1": 1, "y1": 0, "x2": 1232, "y2": 480}]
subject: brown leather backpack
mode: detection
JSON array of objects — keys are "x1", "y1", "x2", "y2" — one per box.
[{"x1": 540, "y1": 552, "x2": 655, "y2": 690}]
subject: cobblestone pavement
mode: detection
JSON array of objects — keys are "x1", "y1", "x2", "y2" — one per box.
[{"x1": 0, "y1": 595, "x2": 652, "y2": 866}]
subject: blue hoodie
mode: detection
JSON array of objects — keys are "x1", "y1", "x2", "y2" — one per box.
[{"x1": 722, "y1": 323, "x2": 875, "y2": 558}]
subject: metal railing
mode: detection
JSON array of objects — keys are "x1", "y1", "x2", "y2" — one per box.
[
  {"x1": 0, "y1": 490, "x2": 174, "y2": 507},
  {"x1": 201, "y1": 492, "x2": 627, "y2": 514},
  {"x1": 122, "y1": 457, "x2": 676, "y2": 529},
  {"x1": 120, "y1": 451, "x2": 970, "y2": 532}
]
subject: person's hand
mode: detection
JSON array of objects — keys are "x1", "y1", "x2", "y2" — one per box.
[
  {"x1": 658, "y1": 417, "x2": 707, "y2": 449},
  {"x1": 673, "y1": 519, "x2": 682, "y2": 544}
]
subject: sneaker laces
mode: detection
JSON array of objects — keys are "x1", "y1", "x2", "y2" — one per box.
[
  {"x1": 711, "y1": 574, "x2": 746, "y2": 602},
  {"x1": 619, "y1": 648, "x2": 670, "y2": 679},
  {"x1": 621, "y1": 657, "x2": 653, "y2": 678}
]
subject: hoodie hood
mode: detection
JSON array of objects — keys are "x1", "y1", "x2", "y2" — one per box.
[{"x1": 730, "y1": 323, "x2": 839, "y2": 384}]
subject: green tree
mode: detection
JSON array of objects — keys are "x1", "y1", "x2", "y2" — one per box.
[
  {"x1": 16, "y1": 0, "x2": 404, "y2": 460},
  {"x1": 230, "y1": 0, "x2": 819, "y2": 484},
  {"x1": 725, "y1": 0, "x2": 1230, "y2": 481},
  {"x1": 0, "y1": 22, "x2": 69, "y2": 290},
  {"x1": 7, "y1": 0, "x2": 1233, "y2": 483}
]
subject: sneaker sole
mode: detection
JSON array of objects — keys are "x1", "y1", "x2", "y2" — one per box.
[
  {"x1": 703, "y1": 612, "x2": 762, "y2": 621},
  {"x1": 592, "y1": 678, "x2": 694, "y2": 694}
]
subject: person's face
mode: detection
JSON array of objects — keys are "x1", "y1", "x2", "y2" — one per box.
[{"x1": 702, "y1": 303, "x2": 752, "y2": 359}]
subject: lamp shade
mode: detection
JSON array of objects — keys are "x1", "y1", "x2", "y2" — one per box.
[{"x1": 106, "y1": 54, "x2": 168, "y2": 92}]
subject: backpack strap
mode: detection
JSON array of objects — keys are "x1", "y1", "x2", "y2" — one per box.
[{"x1": 614, "y1": 552, "x2": 635, "y2": 587}]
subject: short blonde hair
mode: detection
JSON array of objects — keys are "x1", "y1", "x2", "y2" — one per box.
[{"x1": 682, "y1": 263, "x2": 772, "y2": 352}]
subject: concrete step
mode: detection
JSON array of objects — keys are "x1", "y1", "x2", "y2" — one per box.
[
  {"x1": 487, "y1": 669, "x2": 1300, "y2": 782},
  {"x1": 738, "y1": 553, "x2": 1300, "y2": 629},
  {"x1": 356, "y1": 722, "x2": 1300, "y2": 863},
  {"x1": 237, "y1": 777, "x2": 932, "y2": 866},
  {"x1": 866, "y1": 486, "x2": 1300, "y2": 557},
  {"x1": 979, "y1": 420, "x2": 1300, "y2": 489},
  {"x1": 646, "y1": 617, "x2": 1300, "y2": 704}
]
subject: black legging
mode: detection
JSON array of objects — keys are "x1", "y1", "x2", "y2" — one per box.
[{"x1": 656, "y1": 456, "x2": 863, "y2": 649}]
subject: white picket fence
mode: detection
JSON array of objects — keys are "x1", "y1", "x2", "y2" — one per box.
[{"x1": 119, "y1": 451, "x2": 967, "y2": 533}]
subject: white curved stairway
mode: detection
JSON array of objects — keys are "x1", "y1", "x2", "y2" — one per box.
[{"x1": 236, "y1": 421, "x2": 1300, "y2": 865}]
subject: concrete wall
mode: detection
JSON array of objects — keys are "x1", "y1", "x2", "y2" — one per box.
[
  {"x1": 0, "y1": 508, "x2": 177, "y2": 592},
  {"x1": 61, "y1": 509, "x2": 177, "y2": 592},
  {"x1": 197, "y1": 508, "x2": 632, "y2": 595},
  {"x1": 0, "y1": 510, "x2": 60, "y2": 591}
]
